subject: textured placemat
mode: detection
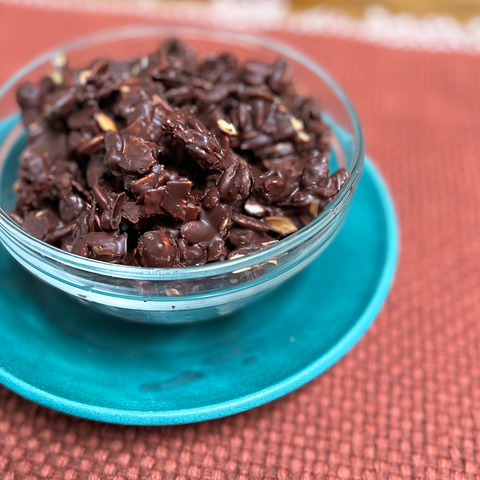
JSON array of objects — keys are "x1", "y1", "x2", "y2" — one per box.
[{"x1": 1, "y1": 2, "x2": 479, "y2": 478}]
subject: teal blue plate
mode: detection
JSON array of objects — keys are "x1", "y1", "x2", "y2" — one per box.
[{"x1": 0, "y1": 154, "x2": 398, "y2": 425}]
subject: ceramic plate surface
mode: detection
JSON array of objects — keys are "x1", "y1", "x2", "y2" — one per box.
[{"x1": 0, "y1": 117, "x2": 398, "y2": 424}]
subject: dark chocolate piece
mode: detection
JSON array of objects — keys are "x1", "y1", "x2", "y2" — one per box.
[{"x1": 137, "y1": 230, "x2": 179, "y2": 267}]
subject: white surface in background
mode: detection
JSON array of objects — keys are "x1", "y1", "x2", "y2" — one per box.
[{"x1": 1, "y1": 0, "x2": 480, "y2": 54}]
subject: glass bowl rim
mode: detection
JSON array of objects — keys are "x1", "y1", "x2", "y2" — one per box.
[{"x1": 0, "y1": 25, "x2": 364, "y2": 280}]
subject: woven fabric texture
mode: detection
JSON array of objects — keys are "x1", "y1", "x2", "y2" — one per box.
[{"x1": 1, "y1": 3, "x2": 480, "y2": 479}]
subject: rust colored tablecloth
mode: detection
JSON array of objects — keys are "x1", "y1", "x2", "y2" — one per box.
[{"x1": 1, "y1": 2, "x2": 479, "y2": 479}]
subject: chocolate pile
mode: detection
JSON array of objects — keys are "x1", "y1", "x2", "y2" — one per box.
[{"x1": 11, "y1": 39, "x2": 346, "y2": 267}]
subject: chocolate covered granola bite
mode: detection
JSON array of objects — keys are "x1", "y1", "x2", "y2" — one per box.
[{"x1": 11, "y1": 39, "x2": 347, "y2": 267}]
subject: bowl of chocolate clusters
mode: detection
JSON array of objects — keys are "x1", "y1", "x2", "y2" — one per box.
[{"x1": 0, "y1": 26, "x2": 364, "y2": 323}]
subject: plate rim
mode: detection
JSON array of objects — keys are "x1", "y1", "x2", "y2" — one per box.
[{"x1": 0, "y1": 159, "x2": 399, "y2": 425}]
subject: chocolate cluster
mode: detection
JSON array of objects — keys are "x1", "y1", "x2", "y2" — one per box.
[{"x1": 11, "y1": 39, "x2": 346, "y2": 267}]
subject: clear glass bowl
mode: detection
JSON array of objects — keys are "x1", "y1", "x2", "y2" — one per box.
[{"x1": 0, "y1": 26, "x2": 364, "y2": 324}]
